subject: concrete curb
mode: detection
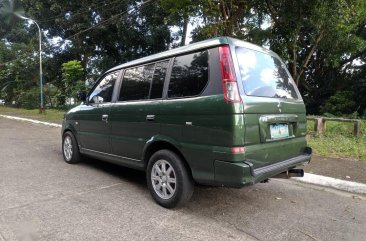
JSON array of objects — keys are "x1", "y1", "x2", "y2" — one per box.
[
  {"x1": 1, "y1": 114, "x2": 366, "y2": 195},
  {"x1": 0, "y1": 114, "x2": 62, "y2": 128},
  {"x1": 293, "y1": 173, "x2": 366, "y2": 195}
]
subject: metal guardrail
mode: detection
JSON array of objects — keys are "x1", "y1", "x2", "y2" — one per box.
[{"x1": 307, "y1": 117, "x2": 362, "y2": 137}]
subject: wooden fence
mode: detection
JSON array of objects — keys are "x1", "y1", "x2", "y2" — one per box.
[{"x1": 307, "y1": 117, "x2": 362, "y2": 137}]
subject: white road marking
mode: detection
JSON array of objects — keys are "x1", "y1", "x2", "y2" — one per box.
[
  {"x1": 293, "y1": 173, "x2": 366, "y2": 195},
  {"x1": 0, "y1": 114, "x2": 62, "y2": 128},
  {"x1": 1, "y1": 114, "x2": 366, "y2": 195}
]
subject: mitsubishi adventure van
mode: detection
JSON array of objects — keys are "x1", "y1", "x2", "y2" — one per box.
[{"x1": 62, "y1": 37, "x2": 312, "y2": 208}]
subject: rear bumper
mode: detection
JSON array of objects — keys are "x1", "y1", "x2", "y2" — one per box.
[{"x1": 214, "y1": 147, "x2": 312, "y2": 187}]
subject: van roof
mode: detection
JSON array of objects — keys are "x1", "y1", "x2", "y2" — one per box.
[{"x1": 108, "y1": 36, "x2": 277, "y2": 73}]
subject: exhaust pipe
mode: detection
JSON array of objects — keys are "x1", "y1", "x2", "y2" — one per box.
[
  {"x1": 273, "y1": 169, "x2": 304, "y2": 179},
  {"x1": 288, "y1": 169, "x2": 304, "y2": 177}
]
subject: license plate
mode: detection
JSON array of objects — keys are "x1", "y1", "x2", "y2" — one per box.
[{"x1": 270, "y1": 124, "x2": 289, "y2": 139}]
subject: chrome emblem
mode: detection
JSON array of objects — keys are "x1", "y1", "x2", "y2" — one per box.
[{"x1": 277, "y1": 101, "x2": 282, "y2": 113}]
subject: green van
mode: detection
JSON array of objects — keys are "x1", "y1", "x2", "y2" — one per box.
[{"x1": 61, "y1": 37, "x2": 312, "y2": 208}]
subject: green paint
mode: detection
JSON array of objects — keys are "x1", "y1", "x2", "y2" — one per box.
[{"x1": 62, "y1": 37, "x2": 311, "y2": 187}]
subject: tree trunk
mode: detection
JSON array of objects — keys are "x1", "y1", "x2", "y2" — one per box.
[
  {"x1": 295, "y1": 33, "x2": 324, "y2": 85},
  {"x1": 291, "y1": 45, "x2": 298, "y2": 84},
  {"x1": 181, "y1": 16, "x2": 189, "y2": 46}
]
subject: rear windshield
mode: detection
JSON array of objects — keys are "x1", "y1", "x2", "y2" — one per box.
[{"x1": 236, "y1": 47, "x2": 298, "y2": 99}]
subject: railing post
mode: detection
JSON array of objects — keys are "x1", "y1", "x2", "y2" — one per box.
[
  {"x1": 354, "y1": 120, "x2": 361, "y2": 137},
  {"x1": 314, "y1": 117, "x2": 325, "y2": 135},
  {"x1": 313, "y1": 118, "x2": 318, "y2": 133}
]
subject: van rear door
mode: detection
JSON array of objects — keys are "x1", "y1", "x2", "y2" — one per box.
[{"x1": 233, "y1": 46, "x2": 308, "y2": 169}]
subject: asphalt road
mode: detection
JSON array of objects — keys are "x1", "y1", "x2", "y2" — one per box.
[{"x1": 1, "y1": 118, "x2": 365, "y2": 241}]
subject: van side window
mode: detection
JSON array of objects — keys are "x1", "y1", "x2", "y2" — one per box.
[
  {"x1": 88, "y1": 71, "x2": 118, "y2": 104},
  {"x1": 150, "y1": 60, "x2": 169, "y2": 99},
  {"x1": 168, "y1": 50, "x2": 208, "y2": 98},
  {"x1": 119, "y1": 64, "x2": 154, "y2": 101}
]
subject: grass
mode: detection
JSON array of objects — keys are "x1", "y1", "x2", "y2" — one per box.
[
  {"x1": 0, "y1": 106, "x2": 65, "y2": 124},
  {"x1": 1, "y1": 105, "x2": 365, "y2": 161},
  {"x1": 307, "y1": 120, "x2": 366, "y2": 161}
]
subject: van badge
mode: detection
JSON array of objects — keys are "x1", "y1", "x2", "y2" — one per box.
[{"x1": 277, "y1": 101, "x2": 282, "y2": 113}]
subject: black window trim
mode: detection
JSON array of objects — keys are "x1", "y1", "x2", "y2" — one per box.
[
  {"x1": 101, "y1": 48, "x2": 212, "y2": 103},
  {"x1": 165, "y1": 49, "x2": 211, "y2": 100},
  {"x1": 147, "y1": 63, "x2": 157, "y2": 99},
  {"x1": 116, "y1": 59, "x2": 171, "y2": 103}
]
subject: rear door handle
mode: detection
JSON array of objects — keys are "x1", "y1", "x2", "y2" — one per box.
[
  {"x1": 102, "y1": 114, "x2": 109, "y2": 123},
  {"x1": 146, "y1": 115, "x2": 155, "y2": 121}
]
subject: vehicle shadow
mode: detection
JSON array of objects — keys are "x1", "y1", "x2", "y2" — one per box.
[
  {"x1": 78, "y1": 156, "x2": 147, "y2": 189},
  {"x1": 76, "y1": 155, "x2": 261, "y2": 209}
]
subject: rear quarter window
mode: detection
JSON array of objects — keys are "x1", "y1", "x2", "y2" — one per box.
[
  {"x1": 168, "y1": 50, "x2": 209, "y2": 98},
  {"x1": 236, "y1": 47, "x2": 298, "y2": 99}
]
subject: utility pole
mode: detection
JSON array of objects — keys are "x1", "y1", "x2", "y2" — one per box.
[{"x1": 16, "y1": 14, "x2": 44, "y2": 113}]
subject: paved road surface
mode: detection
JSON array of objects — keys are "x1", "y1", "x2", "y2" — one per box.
[{"x1": 1, "y1": 118, "x2": 365, "y2": 241}]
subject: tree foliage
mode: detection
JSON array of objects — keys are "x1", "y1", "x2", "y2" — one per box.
[
  {"x1": 56, "y1": 60, "x2": 85, "y2": 106},
  {"x1": 322, "y1": 91, "x2": 358, "y2": 116},
  {"x1": 0, "y1": 0, "x2": 365, "y2": 115}
]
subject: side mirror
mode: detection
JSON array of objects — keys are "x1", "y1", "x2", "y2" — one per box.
[
  {"x1": 77, "y1": 91, "x2": 87, "y2": 102},
  {"x1": 92, "y1": 95, "x2": 104, "y2": 104}
]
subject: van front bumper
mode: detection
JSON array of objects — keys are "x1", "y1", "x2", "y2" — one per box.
[{"x1": 214, "y1": 147, "x2": 312, "y2": 187}]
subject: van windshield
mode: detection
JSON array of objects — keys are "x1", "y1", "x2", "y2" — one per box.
[{"x1": 236, "y1": 47, "x2": 298, "y2": 99}]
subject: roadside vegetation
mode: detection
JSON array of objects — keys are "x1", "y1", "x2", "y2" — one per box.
[
  {"x1": 307, "y1": 120, "x2": 366, "y2": 161},
  {"x1": 0, "y1": 106, "x2": 64, "y2": 124},
  {"x1": 1, "y1": 0, "x2": 366, "y2": 115}
]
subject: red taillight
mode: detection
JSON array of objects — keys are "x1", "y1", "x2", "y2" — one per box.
[
  {"x1": 231, "y1": 147, "x2": 245, "y2": 154},
  {"x1": 219, "y1": 45, "x2": 241, "y2": 103}
]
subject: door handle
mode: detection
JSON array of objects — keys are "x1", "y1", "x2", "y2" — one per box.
[
  {"x1": 102, "y1": 114, "x2": 109, "y2": 123},
  {"x1": 146, "y1": 115, "x2": 155, "y2": 121}
]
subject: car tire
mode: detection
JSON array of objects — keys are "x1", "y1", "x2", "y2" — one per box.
[
  {"x1": 62, "y1": 131, "x2": 82, "y2": 164},
  {"x1": 146, "y1": 149, "x2": 194, "y2": 208}
]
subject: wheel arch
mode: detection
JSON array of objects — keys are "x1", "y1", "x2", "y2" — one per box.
[
  {"x1": 142, "y1": 139, "x2": 193, "y2": 178},
  {"x1": 62, "y1": 124, "x2": 80, "y2": 149}
]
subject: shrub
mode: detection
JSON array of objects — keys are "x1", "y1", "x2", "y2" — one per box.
[
  {"x1": 322, "y1": 91, "x2": 358, "y2": 116},
  {"x1": 16, "y1": 87, "x2": 39, "y2": 109}
]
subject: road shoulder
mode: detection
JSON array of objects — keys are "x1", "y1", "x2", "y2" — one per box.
[
  {"x1": 304, "y1": 155, "x2": 366, "y2": 184},
  {"x1": 0, "y1": 114, "x2": 61, "y2": 128}
]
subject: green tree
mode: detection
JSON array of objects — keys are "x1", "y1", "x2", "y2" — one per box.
[
  {"x1": 2, "y1": 0, "x2": 366, "y2": 116},
  {"x1": 322, "y1": 91, "x2": 358, "y2": 116},
  {"x1": 21, "y1": 0, "x2": 173, "y2": 75},
  {"x1": 191, "y1": 0, "x2": 261, "y2": 41},
  {"x1": 0, "y1": 40, "x2": 39, "y2": 105},
  {"x1": 2, "y1": 0, "x2": 174, "y2": 107},
  {"x1": 16, "y1": 86, "x2": 39, "y2": 109},
  {"x1": 259, "y1": 0, "x2": 366, "y2": 85},
  {"x1": 58, "y1": 60, "x2": 84, "y2": 106},
  {"x1": 186, "y1": 0, "x2": 366, "y2": 114},
  {"x1": 161, "y1": 0, "x2": 196, "y2": 46}
]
